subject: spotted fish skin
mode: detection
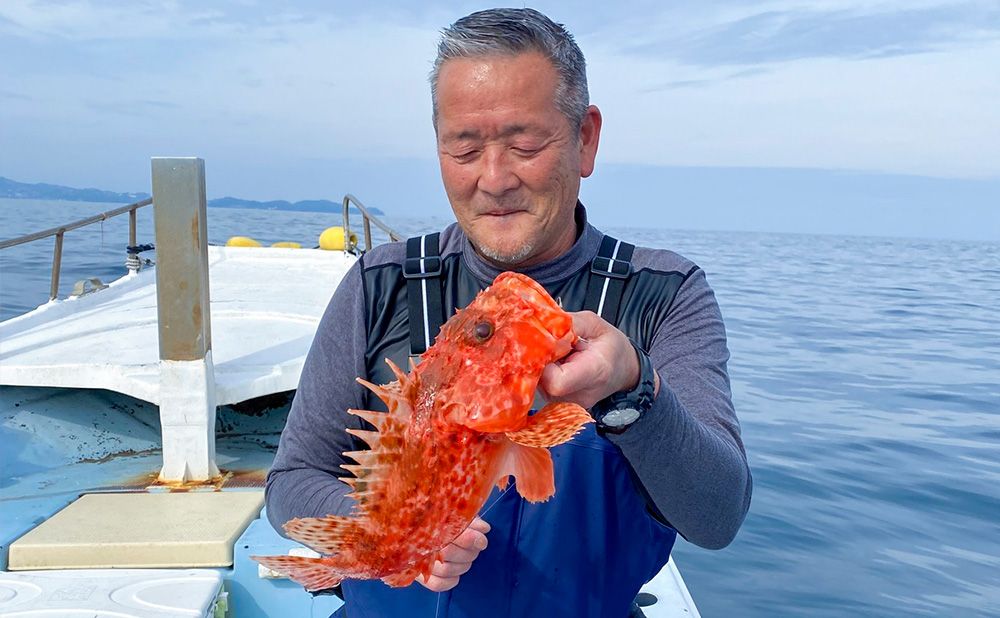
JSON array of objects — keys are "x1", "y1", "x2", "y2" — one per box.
[{"x1": 252, "y1": 272, "x2": 593, "y2": 591}]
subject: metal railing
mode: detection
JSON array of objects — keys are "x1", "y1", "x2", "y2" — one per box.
[
  {"x1": 1, "y1": 192, "x2": 400, "y2": 302},
  {"x1": 342, "y1": 194, "x2": 402, "y2": 251},
  {"x1": 0, "y1": 198, "x2": 153, "y2": 300}
]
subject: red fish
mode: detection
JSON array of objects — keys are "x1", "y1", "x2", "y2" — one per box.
[{"x1": 252, "y1": 271, "x2": 593, "y2": 590}]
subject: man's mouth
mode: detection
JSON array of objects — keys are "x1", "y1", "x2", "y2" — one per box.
[{"x1": 483, "y1": 209, "x2": 525, "y2": 217}]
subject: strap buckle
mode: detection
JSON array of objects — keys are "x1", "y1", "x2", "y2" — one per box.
[
  {"x1": 591, "y1": 256, "x2": 632, "y2": 279},
  {"x1": 403, "y1": 255, "x2": 442, "y2": 279}
]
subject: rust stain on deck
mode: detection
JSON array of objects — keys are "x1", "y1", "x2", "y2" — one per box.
[
  {"x1": 77, "y1": 446, "x2": 267, "y2": 492},
  {"x1": 133, "y1": 468, "x2": 267, "y2": 492}
]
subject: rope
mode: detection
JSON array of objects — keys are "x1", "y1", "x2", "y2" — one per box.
[{"x1": 126, "y1": 243, "x2": 155, "y2": 273}]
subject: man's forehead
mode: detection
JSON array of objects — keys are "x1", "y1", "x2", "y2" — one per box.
[
  {"x1": 435, "y1": 51, "x2": 557, "y2": 95},
  {"x1": 434, "y1": 51, "x2": 567, "y2": 141},
  {"x1": 438, "y1": 50, "x2": 550, "y2": 73}
]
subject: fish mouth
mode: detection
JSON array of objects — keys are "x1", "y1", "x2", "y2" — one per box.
[{"x1": 528, "y1": 315, "x2": 575, "y2": 360}]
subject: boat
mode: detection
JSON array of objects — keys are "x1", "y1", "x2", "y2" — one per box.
[{"x1": 0, "y1": 157, "x2": 700, "y2": 617}]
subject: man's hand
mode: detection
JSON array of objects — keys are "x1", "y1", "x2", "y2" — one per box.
[
  {"x1": 416, "y1": 517, "x2": 491, "y2": 592},
  {"x1": 540, "y1": 311, "x2": 659, "y2": 409}
]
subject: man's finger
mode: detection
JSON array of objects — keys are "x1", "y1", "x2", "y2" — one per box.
[
  {"x1": 416, "y1": 573, "x2": 460, "y2": 592},
  {"x1": 438, "y1": 542, "x2": 479, "y2": 564},
  {"x1": 430, "y1": 558, "x2": 473, "y2": 578},
  {"x1": 569, "y1": 310, "x2": 606, "y2": 338},
  {"x1": 467, "y1": 516, "x2": 491, "y2": 535},
  {"x1": 449, "y1": 526, "x2": 488, "y2": 552}
]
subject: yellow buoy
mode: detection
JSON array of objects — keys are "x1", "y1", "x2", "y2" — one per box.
[
  {"x1": 270, "y1": 241, "x2": 302, "y2": 249},
  {"x1": 226, "y1": 236, "x2": 261, "y2": 248},
  {"x1": 319, "y1": 226, "x2": 358, "y2": 251}
]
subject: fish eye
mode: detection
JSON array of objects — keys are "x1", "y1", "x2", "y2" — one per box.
[{"x1": 473, "y1": 321, "x2": 494, "y2": 342}]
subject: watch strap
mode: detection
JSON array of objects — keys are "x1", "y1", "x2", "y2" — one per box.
[{"x1": 593, "y1": 338, "x2": 656, "y2": 434}]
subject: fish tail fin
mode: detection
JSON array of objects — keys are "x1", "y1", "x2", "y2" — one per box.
[
  {"x1": 283, "y1": 515, "x2": 365, "y2": 556},
  {"x1": 381, "y1": 568, "x2": 420, "y2": 588},
  {"x1": 498, "y1": 440, "x2": 555, "y2": 503},
  {"x1": 380, "y1": 552, "x2": 439, "y2": 588},
  {"x1": 505, "y1": 401, "x2": 592, "y2": 448},
  {"x1": 251, "y1": 554, "x2": 344, "y2": 592}
]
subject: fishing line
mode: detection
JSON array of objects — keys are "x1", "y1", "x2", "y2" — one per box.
[
  {"x1": 478, "y1": 482, "x2": 514, "y2": 518},
  {"x1": 425, "y1": 479, "x2": 514, "y2": 617}
]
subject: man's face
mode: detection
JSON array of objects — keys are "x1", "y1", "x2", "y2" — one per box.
[{"x1": 434, "y1": 52, "x2": 601, "y2": 268}]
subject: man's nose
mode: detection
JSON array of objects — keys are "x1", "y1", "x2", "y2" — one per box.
[{"x1": 477, "y1": 147, "x2": 520, "y2": 196}]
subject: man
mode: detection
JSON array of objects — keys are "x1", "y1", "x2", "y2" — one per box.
[{"x1": 267, "y1": 8, "x2": 751, "y2": 617}]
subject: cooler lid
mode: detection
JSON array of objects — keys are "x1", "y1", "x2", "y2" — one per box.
[
  {"x1": 0, "y1": 568, "x2": 225, "y2": 617},
  {"x1": 8, "y1": 491, "x2": 263, "y2": 570}
]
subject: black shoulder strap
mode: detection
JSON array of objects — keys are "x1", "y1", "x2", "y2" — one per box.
[
  {"x1": 404, "y1": 233, "x2": 445, "y2": 356},
  {"x1": 584, "y1": 235, "x2": 635, "y2": 326}
]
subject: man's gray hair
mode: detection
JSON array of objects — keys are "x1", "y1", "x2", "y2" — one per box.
[{"x1": 430, "y1": 8, "x2": 589, "y2": 130}]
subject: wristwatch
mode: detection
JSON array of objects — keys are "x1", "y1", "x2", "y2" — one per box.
[{"x1": 592, "y1": 339, "x2": 656, "y2": 435}]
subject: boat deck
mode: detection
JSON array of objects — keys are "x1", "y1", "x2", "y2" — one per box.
[{"x1": 0, "y1": 246, "x2": 355, "y2": 406}]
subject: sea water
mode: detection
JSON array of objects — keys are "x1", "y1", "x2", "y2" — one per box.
[{"x1": 1, "y1": 198, "x2": 998, "y2": 616}]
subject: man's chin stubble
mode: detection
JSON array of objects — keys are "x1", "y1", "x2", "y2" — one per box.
[{"x1": 476, "y1": 242, "x2": 535, "y2": 267}]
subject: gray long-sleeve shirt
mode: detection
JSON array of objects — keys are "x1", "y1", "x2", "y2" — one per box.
[{"x1": 266, "y1": 214, "x2": 752, "y2": 549}]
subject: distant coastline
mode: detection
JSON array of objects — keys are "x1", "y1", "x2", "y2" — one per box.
[{"x1": 0, "y1": 176, "x2": 383, "y2": 215}]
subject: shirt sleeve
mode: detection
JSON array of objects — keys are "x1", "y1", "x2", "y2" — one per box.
[
  {"x1": 607, "y1": 266, "x2": 752, "y2": 549},
  {"x1": 265, "y1": 260, "x2": 369, "y2": 533}
]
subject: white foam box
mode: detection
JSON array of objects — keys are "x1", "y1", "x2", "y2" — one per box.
[{"x1": 0, "y1": 568, "x2": 226, "y2": 617}]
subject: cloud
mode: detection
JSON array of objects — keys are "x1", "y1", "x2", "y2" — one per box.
[
  {"x1": 0, "y1": 3, "x2": 443, "y2": 168},
  {"x1": 586, "y1": 34, "x2": 1000, "y2": 178},
  {"x1": 83, "y1": 99, "x2": 181, "y2": 116},
  {"x1": 0, "y1": 89, "x2": 31, "y2": 100},
  {"x1": 1, "y1": 0, "x2": 997, "y2": 194},
  {"x1": 641, "y1": 67, "x2": 771, "y2": 92},
  {"x1": 0, "y1": 0, "x2": 230, "y2": 40}
]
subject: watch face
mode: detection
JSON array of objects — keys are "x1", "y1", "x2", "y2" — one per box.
[{"x1": 601, "y1": 407, "x2": 641, "y2": 427}]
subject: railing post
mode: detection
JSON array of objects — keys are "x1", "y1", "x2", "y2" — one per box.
[
  {"x1": 341, "y1": 196, "x2": 352, "y2": 254},
  {"x1": 363, "y1": 217, "x2": 373, "y2": 252},
  {"x1": 129, "y1": 207, "x2": 137, "y2": 247},
  {"x1": 150, "y1": 157, "x2": 219, "y2": 482},
  {"x1": 126, "y1": 207, "x2": 140, "y2": 274},
  {"x1": 49, "y1": 231, "x2": 64, "y2": 300}
]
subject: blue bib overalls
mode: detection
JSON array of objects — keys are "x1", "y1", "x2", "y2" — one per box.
[{"x1": 336, "y1": 423, "x2": 676, "y2": 618}]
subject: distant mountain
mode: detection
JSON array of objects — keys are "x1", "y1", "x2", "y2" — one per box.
[
  {"x1": 0, "y1": 176, "x2": 149, "y2": 203},
  {"x1": 208, "y1": 196, "x2": 383, "y2": 215},
  {"x1": 0, "y1": 177, "x2": 383, "y2": 215}
]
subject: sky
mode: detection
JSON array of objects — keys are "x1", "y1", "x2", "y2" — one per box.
[{"x1": 1, "y1": 0, "x2": 998, "y2": 241}]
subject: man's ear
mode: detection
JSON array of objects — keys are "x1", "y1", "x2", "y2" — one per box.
[{"x1": 579, "y1": 105, "x2": 602, "y2": 179}]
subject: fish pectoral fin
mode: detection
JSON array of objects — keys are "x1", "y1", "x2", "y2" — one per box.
[
  {"x1": 381, "y1": 552, "x2": 438, "y2": 588},
  {"x1": 504, "y1": 442, "x2": 555, "y2": 503},
  {"x1": 251, "y1": 554, "x2": 343, "y2": 592},
  {"x1": 504, "y1": 401, "x2": 593, "y2": 448}
]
